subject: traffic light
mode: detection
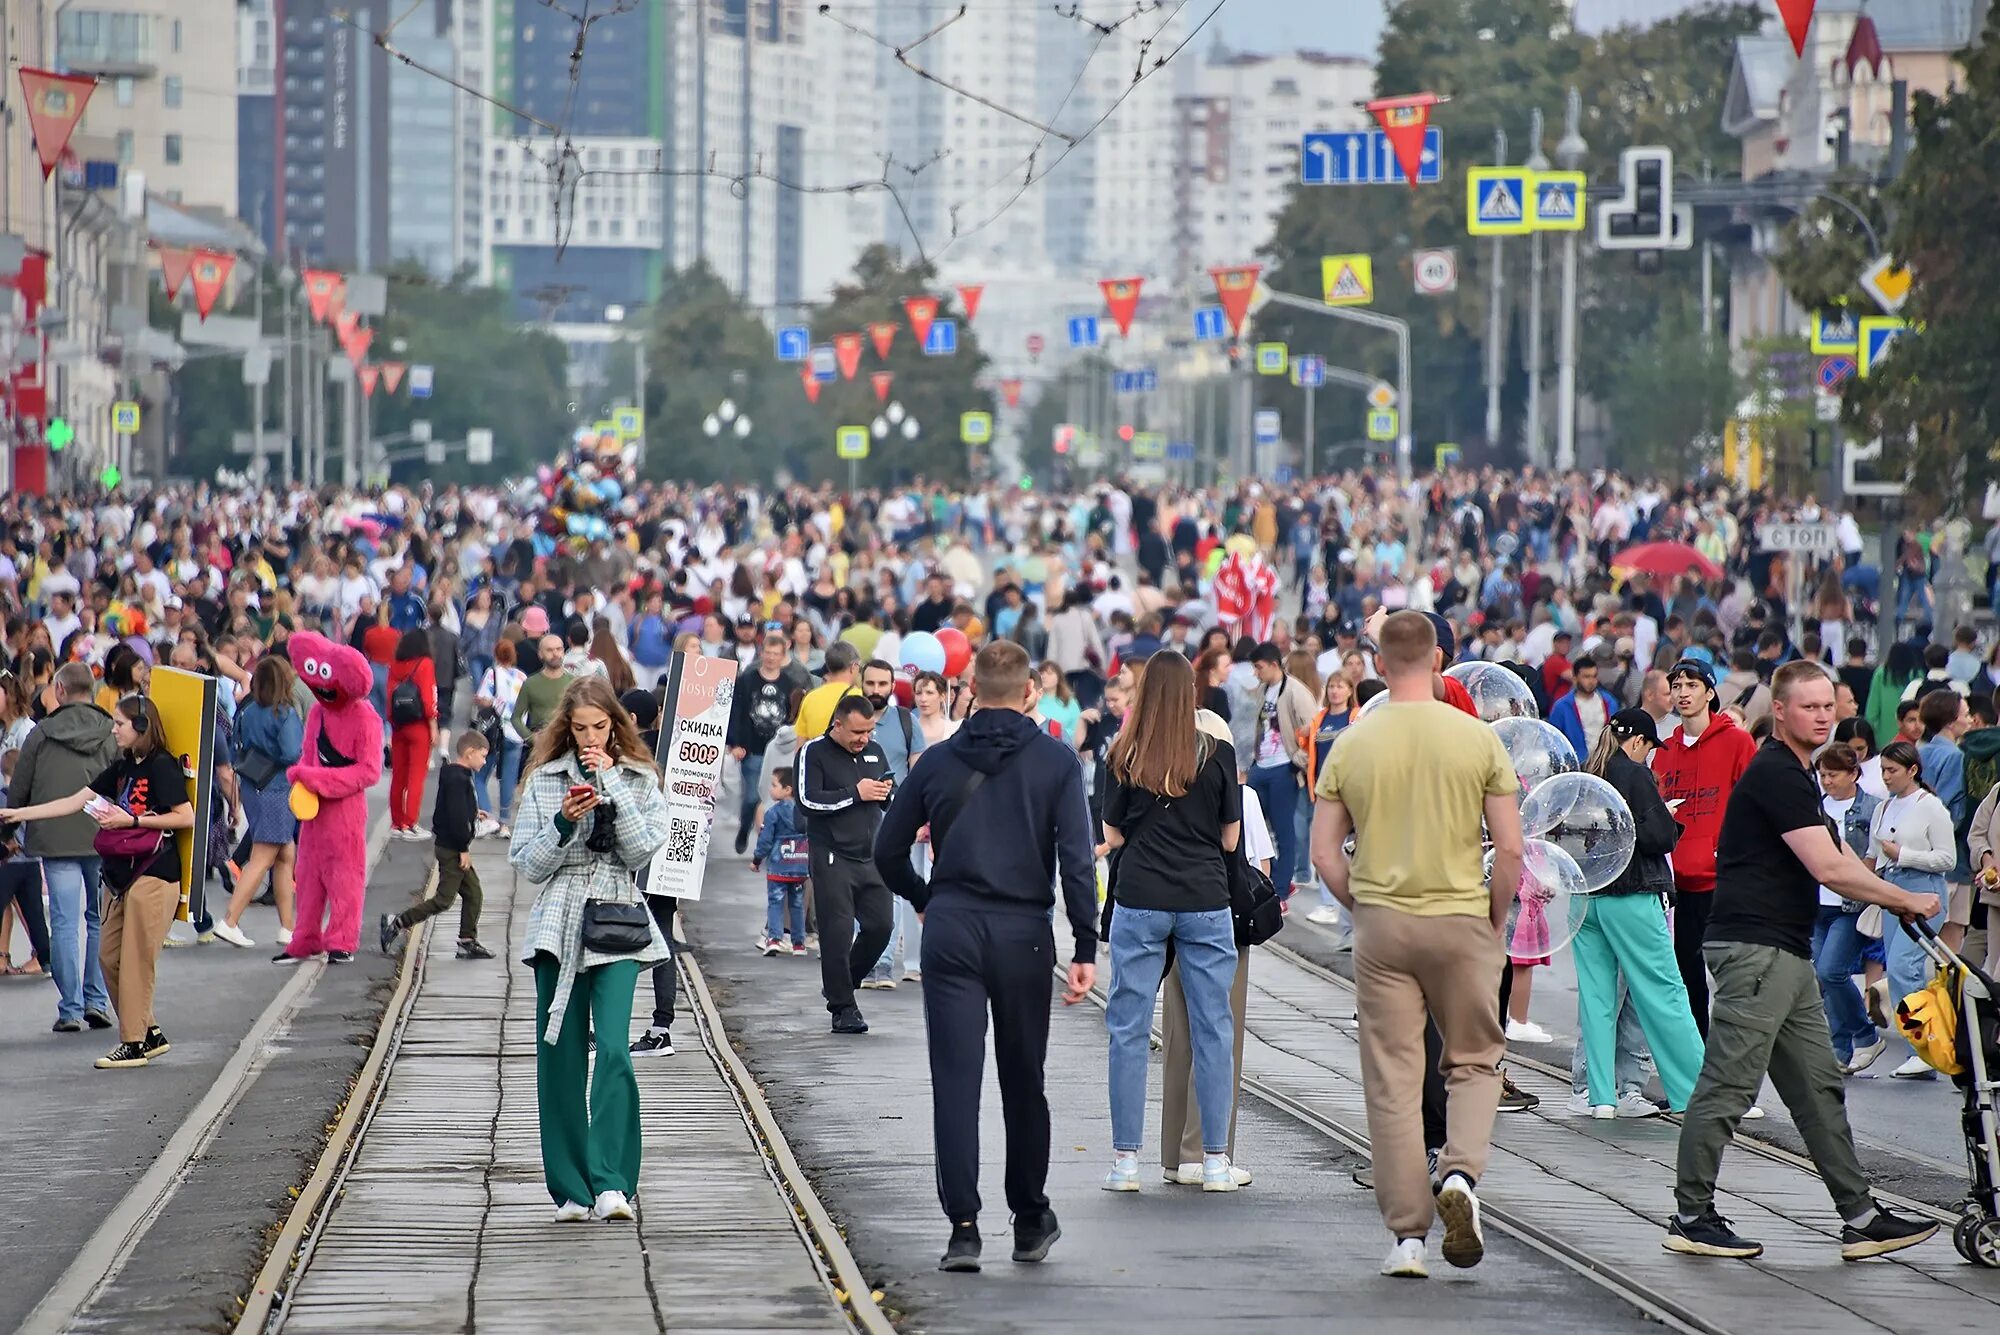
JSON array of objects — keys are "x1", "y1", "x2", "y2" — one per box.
[
  {"x1": 1118, "y1": 424, "x2": 1135, "y2": 443},
  {"x1": 1598, "y1": 147, "x2": 1673, "y2": 250},
  {"x1": 45, "y1": 417, "x2": 72, "y2": 451}
]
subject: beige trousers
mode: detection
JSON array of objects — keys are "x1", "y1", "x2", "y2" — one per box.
[
  {"x1": 1159, "y1": 951, "x2": 1251, "y2": 1169},
  {"x1": 101, "y1": 875, "x2": 179, "y2": 1043}
]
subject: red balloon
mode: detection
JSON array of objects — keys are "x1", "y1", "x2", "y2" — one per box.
[
  {"x1": 894, "y1": 677, "x2": 914, "y2": 708},
  {"x1": 934, "y1": 626, "x2": 972, "y2": 677}
]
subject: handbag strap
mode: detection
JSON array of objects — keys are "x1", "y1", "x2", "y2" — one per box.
[{"x1": 931, "y1": 739, "x2": 1029, "y2": 850}]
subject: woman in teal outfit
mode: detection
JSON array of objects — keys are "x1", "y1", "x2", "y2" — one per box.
[{"x1": 1571, "y1": 709, "x2": 1708, "y2": 1116}]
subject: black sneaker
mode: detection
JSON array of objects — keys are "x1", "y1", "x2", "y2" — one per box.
[
  {"x1": 1498, "y1": 1075, "x2": 1540, "y2": 1113},
  {"x1": 939, "y1": 1220, "x2": 981, "y2": 1272},
  {"x1": 1839, "y1": 1207, "x2": 1938, "y2": 1260},
  {"x1": 273, "y1": 950, "x2": 305, "y2": 965},
  {"x1": 1011, "y1": 1208, "x2": 1061, "y2": 1263},
  {"x1": 379, "y1": 913, "x2": 403, "y2": 954},
  {"x1": 630, "y1": 1029, "x2": 677, "y2": 1057},
  {"x1": 84, "y1": 1009, "x2": 114, "y2": 1030},
  {"x1": 328, "y1": 950, "x2": 355, "y2": 964},
  {"x1": 1664, "y1": 1210, "x2": 1764, "y2": 1258},
  {"x1": 734, "y1": 826, "x2": 751, "y2": 856},
  {"x1": 141, "y1": 1026, "x2": 170, "y2": 1057},
  {"x1": 1351, "y1": 1163, "x2": 1374, "y2": 1190},
  {"x1": 831, "y1": 1006, "x2": 870, "y2": 1035},
  {"x1": 94, "y1": 1041, "x2": 149, "y2": 1069},
  {"x1": 52, "y1": 1018, "x2": 84, "y2": 1033},
  {"x1": 455, "y1": 939, "x2": 495, "y2": 960}
]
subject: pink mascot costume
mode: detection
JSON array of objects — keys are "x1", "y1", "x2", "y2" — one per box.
[{"x1": 284, "y1": 633, "x2": 383, "y2": 958}]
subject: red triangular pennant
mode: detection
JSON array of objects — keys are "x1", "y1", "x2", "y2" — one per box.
[
  {"x1": 1100, "y1": 278, "x2": 1143, "y2": 338},
  {"x1": 343, "y1": 326, "x2": 373, "y2": 367},
  {"x1": 1002, "y1": 378, "x2": 1023, "y2": 410},
  {"x1": 903, "y1": 296, "x2": 939, "y2": 349},
  {"x1": 381, "y1": 362, "x2": 406, "y2": 394},
  {"x1": 1775, "y1": 0, "x2": 1816, "y2": 57},
  {"x1": 802, "y1": 368, "x2": 821, "y2": 404},
  {"x1": 1365, "y1": 93, "x2": 1439, "y2": 189},
  {"x1": 357, "y1": 365, "x2": 380, "y2": 398},
  {"x1": 156, "y1": 246, "x2": 194, "y2": 300},
  {"x1": 18, "y1": 68, "x2": 96, "y2": 180},
  {"x1": 189, "y1": 250, "x2": 236, "y2": 319},
  {"x1": 335, "y1": 309, "x2": 359, "y2": 342},
  {"x1": 957, "y1": 284, "x2": 984, "y2": 323},
  {"x1": 871, "y1": 371, "x2": 894, "y2": 403},
  {"x1": 1209, "y1": 264, "x2": 1262, "y2": 340},
  {"x1": 834, "y1": 332, "x2": 864, "y2": 381},
  {"x1": 869, "y1": 321, "x2": 898, "y2": 362},
  {"x1": 303, "y1": 269, "x2": 343, "y2": 324}
]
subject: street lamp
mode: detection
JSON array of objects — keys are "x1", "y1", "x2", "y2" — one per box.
[
  {"x1": 901, "y1": 417, "x2": 919, "y2": 440},
  {"x1": 704, "y1": 398, "x2": 750, "y2": 440},
  {"x1": 1554, "y1": 87, "x2": 1588, "y2": 473}
]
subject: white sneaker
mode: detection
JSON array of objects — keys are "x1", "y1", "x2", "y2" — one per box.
[
  {"x1": 1381, "y1": 1237, "x2": 1428, "y2": 1278},
  {"x1": 1505, "y1": 1019, "x2": 1555, "y2": 1044},
  {"x1": 859, "y1": 977, "x2": 897, "y2": 990},
  {"x1": 591, "y1": 1189, "x2": 635, "y2": 1221},
  {"x1": 1845, "y1": 1035, "x2": 1888, "y2": 1074},
  {"x1": 1168, "y1": 1162, "x2": 1202, "y2": 1185},
  {"x1": 405, "y1": 825, "x2": 432, "y2": 841},
  {"x1": 552, "y1": 1200, "x2": 590, "y2": 1223},
  {"x1": 1435, "y1": 1173, "x2": 1485, "y2": 1268},
  {"x1": 904, "y1": 967, "x2": 922, "y2": 982},
  {"x1": 1306, "y1": 906, "x2": 1341, "y2": 926},
  {"x1": 1741, "y1": 1105, "x2": 1767, "y2": 1120},
  {"x1": 211, "y1": 921, "x2": 255, "y2": 949},
  {"x1": 1616, "y1": 1091, "x2": 1664, "y2": 1119},
  {"x1": 475, "y1": 817, "x2": 502, "y2": 839},
  {"x1": 1592, "y1": 1104, "x2": 1617, "y2": 1120},
  {"x1": 1103, "y1": 1155, "x2": 1140, "y2": 1192},
  {"x1": 1565, "y1": 1092, "x2": 1592, "y2": 1116},
  {"x1": 1890, "y1": 1055, "x2": 1937, "y2": 1080},
  {"x1": 277, "y1": 928, "x2": 293, "y2": 947},
  {"x1": 1202, "y1": 1154, "x2": 1243, "y2": 1192}
]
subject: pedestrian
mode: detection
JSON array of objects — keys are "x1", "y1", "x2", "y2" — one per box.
[
  {"x1": 1310, "y1": 610, "x2": 1519, "y2": 1279},
  {"x1": 386, "y1": 627, "x2": 439, "y2": 838},
  {"x1": 752, "y1": 765, "x2": 809, "y2": 956},
  {"x1": 474, "y1": 636, "x2": 529, "y2": 836},
  {"x1": 1244, "y1": 641, "x2": 1315, "y2": 904},
  {"x1": 0, "y1": 697, "x2": 194, "y2": 1069},
  {"x1": 872, "y1": 639, "x2": 1098, "y2": 1273},
  {"x1": 212, "y1": 655, "x2": 304, "y2": 949},
  {"x1": 380, "y1": 729, "x2": 494, "y2": 960},
  {"x1": 1099, "y1": 650, "x2": 1243, "y2": 1195},
  {"x1": 859, "y1": 657, "x2": 926, "y2": 988},
  {"x1": 1667, "y1": 661, "x2": 1941, "y2": 1261},
  {"x1": 510, "y1": 633, "x2": 575, "y2": 750},
  {"x1": 509, "y1": 676, "x2": 674, "y2": 1223},
  {"x1": 1302, "y1": 672, "x2": 1354, "y2": 927},
  {"x1": 1570, "y1": 709, "x2": 1706, "y2": 1117},
  {"x1": 1810, "y1": 740, "x2": 1885, "y2": 1073},
  {"x1": 797, "y1": 693, "x2": 894, "y2": 1033},
  {"x1": 1865, "y1": 739, "x2": 1956, "y2": 1080}
]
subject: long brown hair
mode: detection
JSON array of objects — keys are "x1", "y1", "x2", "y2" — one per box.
[
  {"x1": 251, "y1": 654, "x2": 298, "y2": 710},
  {"x1": 522, "y1": 675, "x2": 658, "y2": 778},
  {"x1": 590, "y1": 616, "x2": 637, "y2": 695},
  {"x1": 1108, "y1": 649, "x2": 1200, "y2": 797},
  {"x1": 116, "y1": 696, "x2": 170, "y2": 759}
]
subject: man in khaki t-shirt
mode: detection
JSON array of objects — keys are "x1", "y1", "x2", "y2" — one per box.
[{"x1": 1310, "y1": 611, "x2": 1523, "y2": 1280}]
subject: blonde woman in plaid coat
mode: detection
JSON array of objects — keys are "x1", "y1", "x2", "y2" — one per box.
[{"x1": 509, "y1": 676, "x2": 674, "y2": 1223}]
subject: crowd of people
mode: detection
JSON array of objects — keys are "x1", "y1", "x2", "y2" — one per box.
[{"x1": 0, "y1": 466, "x2": 1992, "y2": 1275}]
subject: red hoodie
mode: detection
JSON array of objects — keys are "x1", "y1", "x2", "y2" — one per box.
[{"x1": 1649, "y1": 709, "x2": 1757, "y2": 893}]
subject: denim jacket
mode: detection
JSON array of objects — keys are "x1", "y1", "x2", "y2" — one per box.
[
  {"x1": 753, "y1": 799, "x2": 809, "y2": 881},
  {"x1": 1829, "y1": 788, "x2": 1880, "y2": 913}
]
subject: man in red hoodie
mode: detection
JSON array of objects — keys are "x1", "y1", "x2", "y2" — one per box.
[{"x1": 1650, "y1": 659, "x2": 1758, "y2": 1037}]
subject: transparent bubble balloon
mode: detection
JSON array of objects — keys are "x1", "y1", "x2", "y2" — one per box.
[
  {"x1": 1357, "y1": 688, "x2": 1392, "y2": 719},
  {"x1": 1492, "y1": 717, "x2": 1578, "y2": 798},
  {"x1": 1445, "y1": 660, "x2": 1539, "y2": 722},
  {"x1": 1486, "y1": 838, "x2": 1588, "y2": 956},
  {"x1": 1519, "y1": 772, "x2": 1636, "y2": 892}
]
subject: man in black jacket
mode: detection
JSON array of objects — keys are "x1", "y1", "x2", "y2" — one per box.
[
  {"x1": 874, "y1": 640, "x2": 1098, "y2": 1275},
  {"x1": 797, "y1": 695, "x2": 894, "y2": 1033}
]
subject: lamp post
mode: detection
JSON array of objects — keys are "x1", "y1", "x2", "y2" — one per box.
[
  {"x1": 1524, "y1": 109, "x2": 1549, "y2": 470},
  {"x1": 1554, "y1": 87, "x2": 1587, "y2": 474},
  {"x1": 703, "y1": 397, "x2": 753, "y2": 443}
]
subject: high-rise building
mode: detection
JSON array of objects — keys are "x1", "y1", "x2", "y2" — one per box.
[{"x1": 239, "y1": 0, "x2": 279, "y2": 252}]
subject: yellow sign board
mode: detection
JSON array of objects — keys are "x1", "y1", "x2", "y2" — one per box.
[
  {"x1": 613, "y1": 406, "x2": 644, "y2": 438},
  {"x1": 960, "y1": 411, "x2": 993, "y2": 445},
  {"x1": 1320, "y1": 254, "x2": 1374, "y2": 307},
  {"x1": 1255, "y1": 342, "x2": 1288, "y2": 376},
  {"x1": 112, "y1": 401, "x2": 141, "y2": 435},
  {"x1": 1858, "y1": 316, "x2": 1908, "y2": 378},
  {"x1": 1366, "y1": 410, "x2": 1398, "y2": 442},
  {"x1": 1529, "y1": 171, "x2": 1587, "y2": 231},
  {"x1": 836, "y1": 425, "x2": 870, "y2": 459},
  {"x1": 1810, "y1": 308, "x2": 1860, "y2": 355}
]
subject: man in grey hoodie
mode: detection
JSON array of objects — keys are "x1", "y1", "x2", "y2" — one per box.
[{"x1": 10, "y1": 663, "x2": 119, "y2": 1032}]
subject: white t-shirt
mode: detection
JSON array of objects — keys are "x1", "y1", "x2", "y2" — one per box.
[
  {"x1": 1255, "y1": 684, "x2": 1289, "y2": 768},
  {"x1": 1859, "y1": 755, "x2": 1888, "y2": 800},
  {"x1": 1819, "y1": 793, "x2": 1855, "y2": 906},
  {"x1": 1238, "y1": 782, "x2": 1277, "y2": 870}
]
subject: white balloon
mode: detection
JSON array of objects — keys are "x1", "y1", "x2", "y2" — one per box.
[{"x1": 1520, "y1": 772, "x2": 1637, "y2": 893}]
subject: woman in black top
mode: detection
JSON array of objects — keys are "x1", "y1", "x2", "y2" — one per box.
[
  {"x1": 0, "y1": 697, "x2": 193, "y2": 1070},
  {"x1": 1100, "y1": 650, "x2": 1242, "y2": 1194}
]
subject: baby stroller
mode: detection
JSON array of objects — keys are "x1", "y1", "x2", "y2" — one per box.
[{"x1": 1896, "y1": 918, "x2": 2000, "y2": 1266}]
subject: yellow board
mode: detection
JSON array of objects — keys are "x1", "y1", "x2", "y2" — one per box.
[
  {"x1": 1858, "y1": 316, "x2": 1908, "y2": 377},
  {"x1": 111, "y1": 401, "x2": 141, "y2": 434},
  {"x1": 1810, "y1": 307, "x2": 1859, "y2": 355},
  {"x1": 1255, "y1": 342, "x2": 1288, "y2": 376},
  {"x1": 1529, "y1": 171, "x2": 1587, "y2": 232},
  {"x1": 146, "y1": 666, "x2": 217, "y2": 922},
  {"x1": 836, "y1": 425, "x2": 870, "y2": 459},
  {"x1": 960, "y1": 411, "x2": 993, "y2": 445},
  {"x1": 1366, "y1": 410, "x2": 1398, "y2": 442},
  {"x1": 613, "y1": 406, "x2": 644, "y2": 438},
  {"x1": 1466, "y1": 167, "x2": 1534, "y2": 236},
  {"x1": 1320, "y1": 254, "x2": 1374, "y2": 307}
]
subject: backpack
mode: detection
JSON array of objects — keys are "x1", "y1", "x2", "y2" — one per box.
[{"x1": 390, "y1": 675, "x2": 426, "y2": 726}]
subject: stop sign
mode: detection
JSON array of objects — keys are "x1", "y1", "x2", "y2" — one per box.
[{"x1": 1026, "y1": 333, "x2": 1045, "y2": 359}]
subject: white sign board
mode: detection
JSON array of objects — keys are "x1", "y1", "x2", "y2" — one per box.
[
  {"x1": 1755, "y1": 522, "x2": 1837, "y2": 554},
  {"x1": 643, "y1": 652, "x2": 737, "y2": 900},
  {"x1": 1413, "y1": 247, "x2": 1458, "y2": 295}
]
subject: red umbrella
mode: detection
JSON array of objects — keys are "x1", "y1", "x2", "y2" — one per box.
[{"x1": 1611, "y1": 541, "x2": 1721, "y2": 583}]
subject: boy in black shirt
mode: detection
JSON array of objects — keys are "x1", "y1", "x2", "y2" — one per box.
[{"x1": 379, "y1": 731, "x2": 493, "y2": 960}]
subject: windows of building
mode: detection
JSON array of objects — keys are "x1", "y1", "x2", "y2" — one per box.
[{"x1": 165, "y1": 134, "x2": 182, "y2": 164}]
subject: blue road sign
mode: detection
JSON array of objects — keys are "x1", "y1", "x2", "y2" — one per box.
[
  {"x1": 776, "y1": 326, "x2": 810, "y2": 362},
  {"x1": 1067, "y1": 314, "x2": 1100, "y2": 348},
  {"x1": 1192, "y1": 306, "x2": 1227, "y2": 341},
  {"x1": 1115, "y1": 369, "x2": 1159, "y2": 393},
  {"x1": 1296, "y1": 355, "x2": 1326, "y2": 389},
  {"x1": 1467, "y1": 168, "x2": 1532, "y2": 235},
  {"x1": 810, "y1": 345, "x2": 837, "y2": 382},
  {"x1": 1166, "y1": 439, "x2": 1196, "y2": 463},
  {"x1": 1818, "y1": 354, "x2": 1857, "y2": 389},
  {"x1": 1254, "y1": 409, "x2": 1280, "y2": 446},
  {"x1": 924, "y1": 319, "x2": 958, "y2": 356},
  {"x1": 1300, "y1": 127, "x2": 1443, "y2": 186}
]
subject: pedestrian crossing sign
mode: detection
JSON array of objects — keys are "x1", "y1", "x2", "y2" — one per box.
[
  {"x1": 1531, "y1": 171, "x2": 1586, "y2": 231},
  {"x1": 1255, "y1": 342, "x2": 1289, "y2": 376},
  {"x1": 960, "y1": 411, "x2": 993, "y2": 445},
  {"x1": 1467, "y1": 168, "x2": 1533, "y2": 236},
  {"x1": 1810, "y1": 307, "x2": 1860, "y2": 355},
  {"x1": 1320, "y1": 254, "x2": 1374, "y2": 307},
  {"x1": 1367, "y1": 409, "x2": 1399, "y2": 441},
  {"x1": 836, "y1": 425, "x2": 870, "y2": 459}
]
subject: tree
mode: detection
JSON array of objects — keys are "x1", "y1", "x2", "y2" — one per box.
[{"x1": 1600, "y1": 305, "x2": 1736, "y2": 474}]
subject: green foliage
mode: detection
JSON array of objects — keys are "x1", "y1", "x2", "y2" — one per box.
[{"x1": 1601, "y1": 303, "x2": 1736, "y2": 474}]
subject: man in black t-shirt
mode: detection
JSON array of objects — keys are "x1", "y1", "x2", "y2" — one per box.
[{"x1": 1667, "y1": 661, "x2": 1942, "y2": 1263}]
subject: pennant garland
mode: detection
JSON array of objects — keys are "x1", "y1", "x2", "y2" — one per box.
[
  {"x1": 1001, "y1": 378, "x2": 1023, "y2": 410},
  {"x1": 868, "y1": 321, "x2": 898, "y2": 362},
  {"x1": 903, "y1": 295, "x2": 939, "y2": 349},
  {"x1": 802, "y1": 368, "x2": 822, "y2": 404},
  {"x1": 833, "y1": 332, "x2": 864, "y2": 381},
  {"x1": 381, "y1": 362, "x2": 406, "y2": 394},
  {"x1": 957, "y1": 284, "x2": 984, "y2": 323},
  {"x1": 1100, "y1": 277, "x2": 1143, "y2": 338},
  {"x1": 189, "y1": 250, "x2": 236, "y2": 320},
  {"x1": 303, "y1": 269, "x2": 344, "y2": 323},
  {"x1": 335, "y1": 308, "x2": 360, "y2": 342},
  {"x1": 871, "y1": 371, "x2": 894, "y2": 403},
  {"x1": 18, "y1": 68, "x2": 96, "y2": 180},
  {"x1": 342, "y1": 326, "x2": 373, "y2": 367},
  {"x1": 1209, "y1": 264, "x2": 1262, "y2": 340},
  {"x1": 156, "y1": 246, "x2": 194, "y2": 300},
  {"x1": 1364, "y1": 92, "x2": 1440, "y2": 189},
  {"x1": 1775, "y1": 0, "x2": 1816, "y2": 57},
  {"x1": 357, "y1": 365, "x2": 380, "y2": 398}
]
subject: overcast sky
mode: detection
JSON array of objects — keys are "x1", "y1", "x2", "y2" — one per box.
[{"x1": 1215, "y1": 0, "x2": 1384, "y2": 57}]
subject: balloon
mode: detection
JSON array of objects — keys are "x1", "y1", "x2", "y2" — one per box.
[
  {"x1": 900, "y1": 630, "x2": 946, "y2": 674},
  {"x1": 1492, "y1": 717, "x2": 1578, "y2": 797},
  {"x1": 894, "y1": 677, "x2": 914, "y2": 708},
  {"x1": 1487, "y1": 839, "x2": 1587, "y2": 957},
  {"x1": 935, "y1": 626, "x2": 972, "y2": 677},
  {"x1": 1520, "y1": 772, "x2": 1637, "y2": 892},
  {"x1": 1445, "y1": 660, "x2": 1539, "y2": 722},
  {"x1": 1357, "y1": 688, "x2": 1392, "y2": 719}
]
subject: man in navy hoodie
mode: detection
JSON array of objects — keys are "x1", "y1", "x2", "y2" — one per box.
[{"x1": 875, "y1": 640, "x2": 1098, "y2": 1276}]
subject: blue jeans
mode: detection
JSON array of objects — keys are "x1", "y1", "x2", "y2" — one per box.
[
  {"x1": 1106, "y1": 906, "x2": 1237, "y2": 1153},
  {"x1": 1247, "y1": 764, "x2": 1302, "y2": 901},
  {"x1": 766, "y1": 879, "x2": 805, "y2": 945},
  {"x1": 44, "y1": 857, "x2": 109, "y2": 1023},
  {"x1": 737, "y1": 752, "x2": 764, "y2": 832},
  {"x1": 475, "y1": 737, "x2": 524, "y2": 823},
  {"x1": 369, "y1": 662, "x2": 389, "y2": 724},
  {"x1": 869, "y1": 849, "x2": 928, "y2": 980},
  {"x1": 1894, "y1": 572, "x2": 1929, "y2": 624},
  {"x1": 1882, "y1": 871, "x2": 1948, "y2": 1055},
  {"x1": 1572, "y1": 987, "x2": 1648, "y2": 1096},
  {"x1": 1812, "y1": 906, "x2": 1877, "y2": 1060}
]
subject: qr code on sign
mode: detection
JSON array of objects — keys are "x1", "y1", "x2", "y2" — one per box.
[{"x1": 666, "y1": 819, "x2": 702, "y2": 863}]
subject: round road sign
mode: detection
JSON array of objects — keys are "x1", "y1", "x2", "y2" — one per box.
[{"x1": 1413, "y1": 248, "x2": 1458, "y2": 296}]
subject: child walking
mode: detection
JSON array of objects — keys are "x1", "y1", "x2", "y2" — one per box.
[
  {"x1": 753, "y1": 767, "x2": 809, "y2": 956},
  {"x1": 380, "y1": 730, "x2": 494, "y2": 960}
]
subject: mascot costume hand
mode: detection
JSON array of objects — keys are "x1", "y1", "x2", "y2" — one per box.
[{"x1": 284, "y1": 633, "x2": 383, "y2": 957}]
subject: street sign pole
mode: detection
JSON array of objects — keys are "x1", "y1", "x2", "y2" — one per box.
[
  {"x1": 1524, "y1": 111, "x2": 1547, "y2": 469},
  {"x1": 1485, "y1": 128, "x2": 1507, "y2": 452},
  {"x1": 1303, "y1": 380, "x2": 1316, "y2": 482},
  {"x1": 1555, "y1": 89, "x2": 1588, "y2": 473},
  {"x1": 1261, "y1": 291, "x2": 1413, "y2": 484}
]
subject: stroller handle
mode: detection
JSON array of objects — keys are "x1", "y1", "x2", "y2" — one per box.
[{"x1": 1899, "y1": 912, "x2": 1961, "y2": 971}]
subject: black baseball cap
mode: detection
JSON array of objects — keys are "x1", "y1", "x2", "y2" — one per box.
[
  {"x1": 1666, "y1": 658, "x2": 1718, "y2": 700},
  {"x1": 1422, "y1": 612, "x2": 1456, "y2": 662},
  {"x1": 1609, "y1": 707, "x2": 1662, "y2": 747}
]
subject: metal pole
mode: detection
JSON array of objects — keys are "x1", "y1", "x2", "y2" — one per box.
[
  {"x1": 280, "y1": 277, "x2": 295, "y2": 487},
  {"x1": 342, "y1": 371, "x2": 357, "y2": 489},
  {"x1": 633, "y1": 331, "x2": 647, "y2": 472},
  {"x1": 251, "y1": 268, "x2": 266, "y2": 486},
  {"x1": 1395, "y1": 321, "x2": 1411, "y2": 485},
  {"x1": 1554, "y1": 89, "x2": 1587, "y2": 475},
  {"x1": 1201, "y1": 372, "x2": 1216, "y2": 486},
  {"x1": 1524, "y1": 111, "x2": 1548, "y2": 469},
  {"x1": 1700, "y1": 242, "x2": 1714, "y2": 343},
  {"x1": 1484, "y1": 128, "x2": 1507, "y2": 451},
  {"x1": 1303, "y1": 380, "x2": 1315, "y2": 482}
]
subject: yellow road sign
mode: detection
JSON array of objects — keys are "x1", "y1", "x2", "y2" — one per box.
[
  {"x1": 1255, "y1": 342, "x2": 1288, "y2": 376},
  {"x1": 1366, "y1": 409, "x2": 1398, "y2": 442},
  {"x1": 112, "y1": 401, "x2": 141, "y2": 435},
  {"x1": 613, "y1": 406, "x2": 644, "y2": 438},
  {"x1": 1320, "y1": 254, "x2": 1374, "y2": 307},
  {"x1": 1366, "y1": 383, "x2": 1397, "y2": 411},
  {"x1": 1530, "y1": 171, "x2": 1587, "y2": 231},
  {"x1": 960, "y1": 411, "x2": 993, "y2": 445},
  {"x1": 1810, "y1": 308, "x2": 1859, "y2": 355},
  {"x1": 836, "y1": 425, "x2": 870, "y2": 459}
]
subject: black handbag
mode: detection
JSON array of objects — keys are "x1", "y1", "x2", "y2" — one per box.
[
  {"x1": 1229, "y1": 847, "x2": 1285, "y2": 947},
  {"x1": 236, "y1": 747, "x2": 281, "y2": 790},
  {"x1": 580, "y1": 899, "x2": 653, "y2": 954}
]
